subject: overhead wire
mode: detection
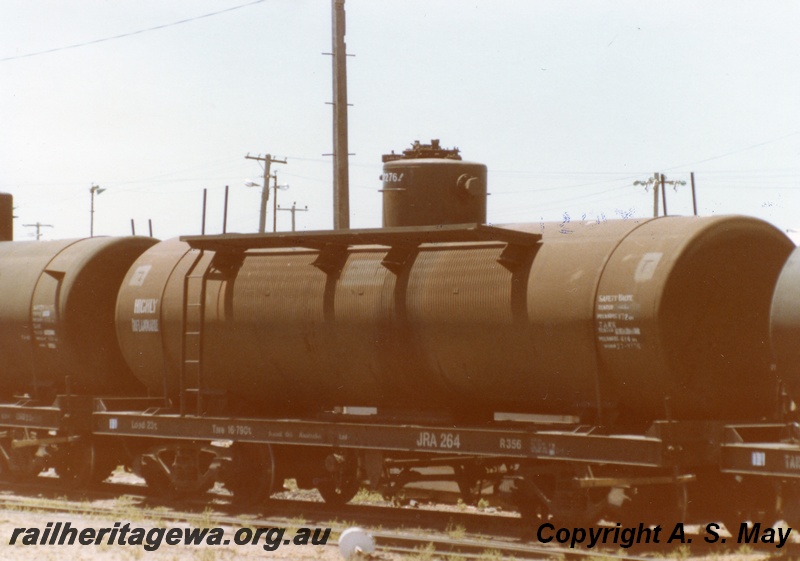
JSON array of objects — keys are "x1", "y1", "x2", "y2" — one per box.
[{"x1": 0, "y1": 0, "x2": 268, "y2": 63}]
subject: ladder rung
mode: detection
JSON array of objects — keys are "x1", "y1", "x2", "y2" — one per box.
[{"x1": 181, "y1": 251, "x2": 208, "y2": 417}]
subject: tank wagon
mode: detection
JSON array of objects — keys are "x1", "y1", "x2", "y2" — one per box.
[
  {"x1": 0, "y1": 235, "x2": 156, "y2": 481},
  {"x1": 116, "y1": 211, "x2": 789, "y2": 424},
  {"x1": 2, "y1": 142, "x2": 800, "y2": 528}
]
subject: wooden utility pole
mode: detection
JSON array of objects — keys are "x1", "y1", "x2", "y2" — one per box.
[
  {"x1": 331, "y1": 0, "x2": 350, "y2": 229},
  {"x1": 278, "y1": 202, "x2": 308, "y2": 231},
  {"x1": 634, "y1": 173, "x2": 687, "y2": 217},
  {"x1": 245, "y1": 153, "x2": 286, "y2": 233},
  {"x1": 23, "y1": 222, "x2": 53, "y2": 240},
  {"x1": 652, "y1": 171, "x2": 660, "y2": 217},
  {"x1": 272, "y1": 174, "x2": 279, "y2": 233}
]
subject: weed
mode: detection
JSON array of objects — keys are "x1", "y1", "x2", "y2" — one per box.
[
  {"x1": 352, "y1": 487, "x2": 385, "y2": 504},
  {"x1": 445, "y1": 521, "x2": 466, "y2": 540},
  {"x1": 477, "y1": 549, "x2": 504, "y2": 561},
  {"x1": 411, "y1": 542, "x2": 437, "y2": 561}
]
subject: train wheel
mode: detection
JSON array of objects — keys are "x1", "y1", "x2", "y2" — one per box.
[
  {"x1": 621, "y1": 480, "x2": 688, "y2": 527},
  {"x1": 317, "y1": 451, "x2": 360, "y2": 505},
  {"x1": 0, "y1": 430, "x2": 45, "y2": 482},
  {"x1": 139, "y1": 444, "x2": 220, "y2": 499},
  {"x1": 514, "y1": 473, "x2": 555, "y2": 527},
  {"x1": 515, "y1": 469, "x2": 607, "y2": 531},
  {"x1": 709, "y1": 476, "x2": 775, "y2": 533},
  {"x1": 139, "y1": 447, "x2": 174, "y2": 497},
  {"x1": 223, "y1": 443, "x2": 275, "y2": 507},
  {"x1": 53, "y1": 439, "x2": 98, "y2": 488},
  {"x1": 775, "y1": 481, "x2": 800, "y2": 529},
  {"x1": 455, "y1": 464, "x2": 492, "y2": 505}
]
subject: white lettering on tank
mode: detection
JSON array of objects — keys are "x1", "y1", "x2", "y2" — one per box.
[
  {"x1": 129, "y1": 265, "x2": 152, "y2": 287},
  {"x1": 634, "y1": 252, "x2": 663, "y2": 282},
  {"x1": 133, "y1": 298, "x2": 159, "y2": 314},
  {"x1": 131, "y1": 319, "x2": 160, "y2": 333}
]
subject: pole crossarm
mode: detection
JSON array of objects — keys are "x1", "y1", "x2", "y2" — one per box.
[
  {"x1": 245, "y1": 153, "x2": 287, "y2": 233},
  {"x1": 22, "y1": 222, "x2": 53, "y2": 240},
  {"x1": 633, "y1": 172, "x2": 688, "y2": 217}
]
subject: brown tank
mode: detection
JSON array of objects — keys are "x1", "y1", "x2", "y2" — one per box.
[
  {"x1": 0, "y1": 193, "x2": 13, "y2": 241},
  {"x1": 0, "y1": 236, "x2": 158, "y2": 399},
  {"x1": 381, "y1": 140, "x2": 487, "y2": 227},
  {"x1": 115, "y1": 216, "x2": 792, "y2": 421},
  {"x1": 769, "y1": 246, "x2": 800, "y2": 400}
]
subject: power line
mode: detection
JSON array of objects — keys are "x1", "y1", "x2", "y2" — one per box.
[
  {"x1": 663, "y1": 130, "x2": 800, "y2": 171},
  {"x1": 0, "y1": 0, "x2": 267, "y2": 63}
]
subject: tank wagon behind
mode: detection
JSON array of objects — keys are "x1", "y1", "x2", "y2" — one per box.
[
  {"x1": 770, "y1": 245, "x2": 800, "y2": 400},
  {"x1": 0, "y1": 236, "x2": 157, "y2": 400},
  {"x1": 0, "y1": 192, "x2": 13, "y2": 241}
]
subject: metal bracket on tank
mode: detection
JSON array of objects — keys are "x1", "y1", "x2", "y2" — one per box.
[
  {"x1": 380, "y1": 245, "x2": 417, "y2": 275},
  {"x1": 497, "y1": 243, "x2": 538, "y2": 272},
  {"x1": 311, "y1": 244, "x2": 349, "y2": 278}
]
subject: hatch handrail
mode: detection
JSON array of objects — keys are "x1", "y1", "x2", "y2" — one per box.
[{"x1": 180, "y1": 223, "x2": 542, "y2": 253}]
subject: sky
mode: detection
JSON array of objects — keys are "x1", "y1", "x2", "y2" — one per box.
[{"x1": 1, "y1": 1, "x2": 799, "y2": 241}]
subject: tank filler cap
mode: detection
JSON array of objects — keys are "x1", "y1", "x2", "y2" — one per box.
[{"x1": 381, "y1": 139, "x2": 462, "y2": 163}]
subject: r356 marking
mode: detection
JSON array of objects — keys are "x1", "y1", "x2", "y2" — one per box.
[{"x1": 499, "y1": 437, "x2": 522, "y2": 450}]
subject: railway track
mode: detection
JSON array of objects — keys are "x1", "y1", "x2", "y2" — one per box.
[
  {"x1": 0, "y1": 474, "x2": 522, "y2": 535},
  {"x1": 0, "y1": 490, "x2": 662, "y2": 561},
  {"x1": 0, "y1": 477, "x2": 781, "y2": 560}
]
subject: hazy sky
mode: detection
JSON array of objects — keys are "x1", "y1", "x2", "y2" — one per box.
[{"x1": 1, "y1": 1, "x2": 798, "y2": 240}]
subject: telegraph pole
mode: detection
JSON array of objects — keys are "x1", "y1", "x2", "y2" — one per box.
[
  {"x1": 270, "y1": 174, "x2": 292, "y2": 233},
  {"x1": 278, "y1": 202, "x2": 308, "y2": 232},
  {"x1": 331, "y1": 0, "x2": 350, "y2": 229},
  {"x1": 23, "y1": 222, "x2": 53, "y2": 240},
  {"x1": 245, "y1": 153, "x2": 286, "y2": 233},
  {"x1": 633, "y1": 173, "x2": 686, "y2": 217},
  {"x1": 272, "y1": 174, "x2": 278, "y2": 233}
]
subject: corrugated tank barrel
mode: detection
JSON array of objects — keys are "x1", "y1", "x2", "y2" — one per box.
[
  {"x1": 115, "y1": 216, "x2": 792, "y2": 421},
  {"x1": 0, "y1": 236, "x2": 158, "y2": 399}
]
